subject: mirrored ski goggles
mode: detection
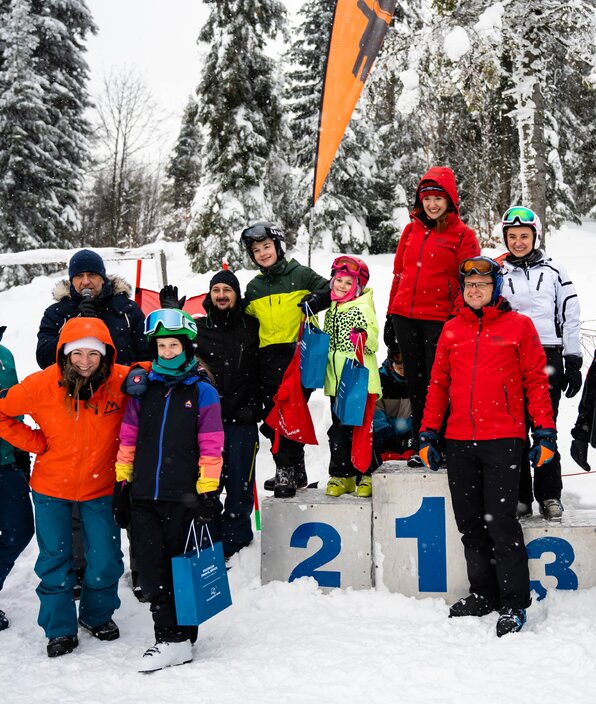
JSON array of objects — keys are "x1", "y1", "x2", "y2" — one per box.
[
  {"x1": 331, "y1": 256, "x2": 369, "y2": 281},
  {"x1": 144, "y1": 309, "x2": 197, "y2": 336},
  {"x1": 240, "y1": 223, "x2": 284, "y2": 243},
  {"x1": 501, "y1": 206, "x2": 539, "y2": 227},
  {"x1": 459, "y1": 256, "x2": 499, "y2": 277}
]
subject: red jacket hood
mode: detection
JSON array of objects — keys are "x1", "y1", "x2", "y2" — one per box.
[
  {"x1": 56, "y1": 316, "x2": 117, "y2": 363},
  {"x1": 415, "y1": 166, "x2": 459, "y2": 214}
]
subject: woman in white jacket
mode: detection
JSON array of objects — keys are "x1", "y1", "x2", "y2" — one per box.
[{"x1": 499, "y1": 206, "x2": 582, "y2": 521}]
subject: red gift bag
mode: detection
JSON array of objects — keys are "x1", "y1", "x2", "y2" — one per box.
[{"x1": 265, "y1": 345, "x2": 318, "y2": 452}]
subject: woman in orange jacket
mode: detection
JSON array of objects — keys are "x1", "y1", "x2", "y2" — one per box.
[{"x1": 0, "y1": 317, "x2": 129, "y2": 658}]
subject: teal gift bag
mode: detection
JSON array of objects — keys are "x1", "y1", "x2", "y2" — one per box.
[
  {"x1": 172, "y1": 523, "x2": 232, "y2": 626},
  {"x1": 333, "y1": 358, "x2": 369, "y2": 426},
  {"x1": 300, "y1": 321, "x2": 330, "y2": 389}
]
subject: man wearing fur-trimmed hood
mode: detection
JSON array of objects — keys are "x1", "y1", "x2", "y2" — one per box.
[{"x1": 36, "y1": 249, "x2": 150, "y2": 369}]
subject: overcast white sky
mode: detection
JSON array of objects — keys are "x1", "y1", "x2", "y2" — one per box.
[
  {"x1": 85, "y1": 0, "x2": 207, "y2": 148},
  {"x1": 84, "y1": 0, "x2": 304, "y2": 155}
]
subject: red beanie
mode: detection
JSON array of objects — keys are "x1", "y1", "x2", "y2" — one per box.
[{"x1": 418, "y1": 181, "x2": 446, "y2": 200}]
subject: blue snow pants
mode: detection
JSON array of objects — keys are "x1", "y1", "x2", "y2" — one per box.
[
  {"x1": 0, "y1": 463, "x2": 34, "y2": 590},
  {"x1": 32, "y1": 491, "x2": 123, "y2": 639}
]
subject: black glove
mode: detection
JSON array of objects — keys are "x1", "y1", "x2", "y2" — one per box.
[
  {"x1": 571, "y1": 439, "x2": 591, "y2": 472},
  {"x1": 195, "y1": 491, "x2": 221, "y2": 523},
  {"x1": 78, "y1": 297, "x2": 98, "y2": 317},
  {"x1": 563, "y1": 355, "x2": 583, "y2": 398},
  {"x1": 159, "y1": 284, "x2": 186, "y2": 310},
  {"x1": 112, "y1": 481, "x2": 132, "y2": 529},
  {"x1": 298, "y1": 288, "x2": 332, "y2": 315},
  {"x1": 14, "y1": 449, "x2": 31, "y2": 482},
  {"x1": 122, "y1": 366, "x2": 149, "y2": 397},
  {"x1": 384, "y1": 314, "x2": 397, "y2": 349}
]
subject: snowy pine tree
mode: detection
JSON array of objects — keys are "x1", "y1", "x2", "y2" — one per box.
[
  {"x1": 161, "y1": 97, "x2": 202, "y2": 241},
  {"x1": 0, "y1": 0, "x2": 95, "y2": 287},
  {"x1": 186, "y1": 0, "x2": 285, "y2": 272}
]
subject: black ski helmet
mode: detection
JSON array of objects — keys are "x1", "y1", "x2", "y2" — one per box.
[{"x1": 240, "y1": 222, "x2": 285, "y2": 264}]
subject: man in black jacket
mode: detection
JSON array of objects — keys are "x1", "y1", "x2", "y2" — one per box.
[
  {"x1": 36, "y1": 249, "x2": 150, "y2": 369},
  {"x1": 190, "y1": 271, "x2": 262, "y2": 558}
]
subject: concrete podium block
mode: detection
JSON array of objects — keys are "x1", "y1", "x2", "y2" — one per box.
[
  {"x1": 261, "y1": 488, "x2": 373, "y2": 590},
  {"x1": 373, "y1": 462, "x2": 596, "y2": 602}
]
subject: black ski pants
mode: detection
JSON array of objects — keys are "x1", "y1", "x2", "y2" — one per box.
[
  {"x1": 519, "y1": 346, "x2": 563, "y2": 505},
  {"x1": 447, "y1": 438, "x2": 531, "y2": 610},
  {"x1": 131, "y1": 500, "x2": 205, "y2": 643},
  {"x1": 327, "y1": 398, "x2": 380, "y2": 478},
  {"x1": 392, "y1": 315, "x2": 444, "y2": 439}
]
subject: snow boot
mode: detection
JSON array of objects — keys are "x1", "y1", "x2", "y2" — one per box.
[
  {"x1": 47, "y1": 635, "x2": 78, "y2": 658},
  {"x1": 449, "y1": 593, "x2": 498, "y2": 618},
  {"x1": 274, "y1": 466, "x2": 296, "y2": 498},
  {"x1": 265, "y1": 463, "x2": 307, "y2": 492},
  {"x1": 496, "y1": 608, "x2": 526, "y2": 637},
  {"x1": 517, "y1": 502, "x2": 533, "y2": 518},
  {"x1": 539, "y1": 499, "x2": 563, "y2": 522},
  {"x1": 0, "y1": 609, "x2": 8, "y2": 631},
  {"x1": 325, "y1": 476, "x2": 356, "y2": 497},
  {"x1": 356, "y1": 475, "x2": 372, "y2": 498},
  {"x1": 138, "y1": 640, "x2": 193, "y2": 673},
  {"x1": 78, "y1": 617, "x2": 120, "y2": 641}
]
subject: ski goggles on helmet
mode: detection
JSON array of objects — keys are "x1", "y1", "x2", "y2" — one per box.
[
  {"x1": 459, "y1": 256, "x2": 500, "y2": 277},
  {"x1": 240, "y1": 223, "x2": 284, "y2": 244},
  {"x1": 331, "y1": 255, "x2": 370, "y2": 283},
  {"x1": 501, "y1": 206, "x2": 539, "y2": 228},
  {"x1": 144, "y1": 308, "x2": 198, "y2": 338}
]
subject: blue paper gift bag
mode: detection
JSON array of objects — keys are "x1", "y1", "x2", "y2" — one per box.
[
  {"x1": 300, "y1": 322, "x2": 330, "y2": 389},
  {"x1": 172, "y1": 523, "x2": 232, "y2": 626},
  {"x1": 333, "y1": 358, "x2": 369, "y2": 426}
]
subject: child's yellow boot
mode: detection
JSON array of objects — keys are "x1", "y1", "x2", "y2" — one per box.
[
  {"x1": 325, "y1": 476, "x2": 356, "y2": 497},
  {"x1": 356, "y1": 475, "x2": 372, "y2": 497}
]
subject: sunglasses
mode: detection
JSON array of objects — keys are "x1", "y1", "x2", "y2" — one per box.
[
  {"x1": 332, "y1": 256, "x2": 369, "y2": 282},
  {"x1": 459, "y1": 257, "x2": 499, "y2": 277},
  {"x1": 501, "y1": 206, "x2": 539, "y2": 227},
  {"x1": 144, "y1": 309, "x2": 197, "y2": 336}
]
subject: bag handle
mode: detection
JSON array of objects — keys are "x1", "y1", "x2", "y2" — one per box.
[{"x1": 183, "y1": 520, "x2": 215, "y2": 555}]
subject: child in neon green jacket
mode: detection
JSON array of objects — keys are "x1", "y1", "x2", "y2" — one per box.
[{"x1": 322, "y1": 256, "x2": 381, "y2": 498}]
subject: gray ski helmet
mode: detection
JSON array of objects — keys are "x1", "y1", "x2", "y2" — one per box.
[
  {"x1": 240, "y1": 222, "x2": 285, "y2": 263},
  {"x1": 501, "y1": 206, "x2": 543, "y2": 249}
]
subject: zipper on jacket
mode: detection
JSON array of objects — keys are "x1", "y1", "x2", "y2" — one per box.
[
  {"x1": 536, "y1": 272, "x2": 544, "y2": 291},
  {"x1": 410, "y1": 229, "x2": 431, "y2": 318},
  {"x1": 508, "y1": 279, "x2": 515, "y2": 294},
  {"x1": 468, "y1": 318, "x2": 482, "y2": 440},
  {"x1": 153, "y1": 390, "x2": 173, "y2": 500},
  {"x1": 503, "y1": 385, "x2": 516, "y2": 424}
]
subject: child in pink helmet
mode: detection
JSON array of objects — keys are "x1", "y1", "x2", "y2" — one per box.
[{"x1": 322, "y1": 256, "x2": 381, "y2": 497}]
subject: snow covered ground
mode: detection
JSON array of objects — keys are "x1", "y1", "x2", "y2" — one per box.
[{"x1": 1, "y1": 223, "x2": 596, "y2": 702}]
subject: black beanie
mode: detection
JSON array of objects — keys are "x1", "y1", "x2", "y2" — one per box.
[
  {"x1": 69, "y1": 249, "x2": 107, "y2": 281},
  {"x1": 209, "y1": 270, "x2": 241, "y2": 300}
]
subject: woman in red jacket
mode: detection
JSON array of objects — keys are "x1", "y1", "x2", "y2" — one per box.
[
  {"x1": 386, "y1": 166, "x2": 480, "y2": 466},
  {"x1": 419, "y1": 257, "x2": 556, "y2": 637},
  {"x1": 0, "y1": 317, "x2": 129, "y2": 658}
]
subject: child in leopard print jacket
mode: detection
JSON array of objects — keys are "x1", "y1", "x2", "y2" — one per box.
[{"x1": 322, "y1": 256, "x2": 381, "y2": 498}]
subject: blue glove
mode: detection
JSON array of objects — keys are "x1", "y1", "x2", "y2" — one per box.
[
  {"x1": 419, "y1": 430, "x2": 441, "y2": 471},
  {"x1": 528, "y1": 428, "x2": 557, "y2": 468},
  {"x1": 123, "y1": 366, "x2": 149, "y2": 397}
]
